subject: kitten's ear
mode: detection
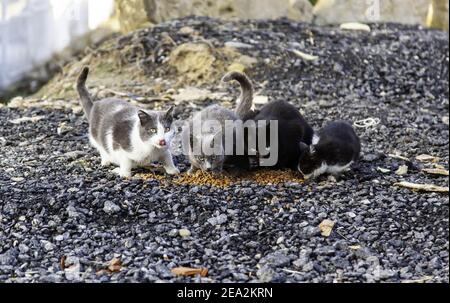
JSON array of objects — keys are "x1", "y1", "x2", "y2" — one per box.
[
  {"x1": 299, "y1": 142, "x2": 310, "y2": 155},
  {"x1": 164, "y1": 106, "x2": 174, "y2": 125},
  {"x1": 138, "y1": 110, "x2": 150, "y2": 125},
  {"x1": 165, "y1": 106, "x2": 174, "y2": 117}
]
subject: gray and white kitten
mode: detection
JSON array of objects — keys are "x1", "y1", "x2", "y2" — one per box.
[{"x1": 76, "y1": 66, "x2": 179, "y2": 178}]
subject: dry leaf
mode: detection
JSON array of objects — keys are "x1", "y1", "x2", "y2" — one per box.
[
  {"x1": 171, "y1": 267, "x2": 208, "y2": 277},
  {"x1": 60, "y1": 256, "x2": 67, "y2": 270},
  {"x1": 253, "y1": 95, "x2": 269, "y2": 105},
  {"x1": 377, "y1": 167, "x2": 391, "y2": 173},
  {"x1": 442, "y1": 116, "x2": 449, "y2": 125},
  {"x1": 340, "y1": 22, "x2": 371, "y2": 32},
  {"x1": 348, "y1": 245, "x2": 361, "y2": 250},
  {"x1": 395, "y1": 165, "x2": 408, "y2": 175},
  {"x1": 107, "y1": 257, "x2": 122, "y2": 273},
  {"x1": 388, "y1": 154, "x2": 409, "y2": 161},
  {"x1": 319, "y1": 219, "x2": 335, "y2": 237},
  {"x1": 401, "y1": 276, "x2": 433, "y2": 283},
  {"x1": 394, "y1": 181, "x2": 449, "y2": 193},
  {"x1": 422, "y1": 168, "x2": 449, "y2": 176},
  {"x1": 291, "y1": 50, "x2": 319, "y2": 61},
  {"x1": 415, "y1": 154, "x2": 440, "y2": 163}
]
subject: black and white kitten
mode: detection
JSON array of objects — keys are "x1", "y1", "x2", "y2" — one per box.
[
  {"x1": 298, "y1": 121, "x2": 360, "y2": 179},
  {"x1": 77, "y1": 66, "x2": 179, "y2": 177},
  {"x1": 223, "y1": 71, "x2": 314, "y2": 170}
]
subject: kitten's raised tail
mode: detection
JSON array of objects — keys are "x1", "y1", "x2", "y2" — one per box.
[
  {"x1": 76, "y1": 66, "x2": 94, "y2": 119},
  {"x1": 222, "y1": 71, "x2": 253, "y2": 119}
]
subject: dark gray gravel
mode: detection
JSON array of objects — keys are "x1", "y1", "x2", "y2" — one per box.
[{"x1": 0, "y1": 17, "x2": 448, "y2": 283}]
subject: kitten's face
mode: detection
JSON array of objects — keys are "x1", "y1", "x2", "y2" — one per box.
[
  {"x1": 190, "y1": 133, "x2": 225, "y2": 172},
  {"x1": 138, "y1": 107, "x2": 174, "y2": 149},
  {"x1": 298, "y1": 142, "x2": 321, "y2": 178}
]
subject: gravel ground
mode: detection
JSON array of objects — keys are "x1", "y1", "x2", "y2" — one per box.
[{"x1": 0, "y1": 17, "x2": 448, "y2": 283}]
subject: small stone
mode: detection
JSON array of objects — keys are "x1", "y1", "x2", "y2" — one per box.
[
  {"x1": 168, "y1": 229, "x2": 179, "y2": 237},
  {"x1": 18, "y1": 244, "x2": 30, "y2": 254},
  {"x1": 207, "y1": 214, "x2": 228, "y2": 226},
  {"x1": 42, "y1": 241, "x2": 54, "y2": 251},
  {"x1": 225, "y1": 41, "x2": 253, "y2": 49},
  {"x1": 179, "y1": 229, "x2": 191, "y2": 237},
  {"x1": 347, "y1": 212, "x2": 357, "y2": 218},
  {"x1": 66, "y1": 206, "x2": 79, "y2": 218},
  {"x1": 276, "y1": 236, "x2": 285, "y2": 244},
  {"x1": 103, "y1": 201, "x2": 121, "y2": 214}
]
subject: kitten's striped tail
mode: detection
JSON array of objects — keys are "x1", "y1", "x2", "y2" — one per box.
[
  {"x1": 222, "y1": 71, "x2": 254, "y2": 119},
  {"x1": 76, "y1": 66, "x2": 94, "y2": 120}
]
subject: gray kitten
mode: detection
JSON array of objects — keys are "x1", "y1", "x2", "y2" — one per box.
[
  {"x1": 76, "y1": 66, "x2": 179, "y2": 178},
  {"x1": 182, "y1": 105, "x2": 237, "y2": 173}
]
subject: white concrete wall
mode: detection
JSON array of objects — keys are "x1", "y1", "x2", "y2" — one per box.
[{"x1": 0, "y1": 0, "x2": 114, "y2": 89}]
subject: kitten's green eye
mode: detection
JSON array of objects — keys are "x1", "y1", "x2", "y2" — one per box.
[
  {"x1": 198, "y1": 157, "x2": 205, "y2": 161},
  {"x1": 150, "y1": 128, "x2": 157, "y2": 133}
]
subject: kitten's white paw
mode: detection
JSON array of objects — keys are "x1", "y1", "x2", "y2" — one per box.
[
  {"x1": 101, "y1": 159, "x2": 111, "y2": 167},
  {"x1": 112, "y1": 167, "x2": 131, "y2": 178},
  {"x1": 165, "y1": 167, "x2": 180, "y2": 175}
]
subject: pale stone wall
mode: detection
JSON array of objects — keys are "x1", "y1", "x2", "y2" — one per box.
[
  {"x1": 313, "y1": 0, "x2": 448, "y2": 31},
  {"x1": 116, "y1": 0, "x2": 314, "y2": 29},
  {"x1": 113, "y1": 0, "x2": 448, "y2": 32}
]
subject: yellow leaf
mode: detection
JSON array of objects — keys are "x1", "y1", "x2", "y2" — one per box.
[
  {"x1": 319, "y1": 219, "x2": 335, "y2": 237},
  {"x1": 416, "y1": 154, "x2": 440, "y2": 163},
  {"x1": 422, "y1": 168, "x2": 449, "y2": 176},
  {"x1": 394, "y1": 181, "x2": 448, "y2": 193},
  {"x1": 171, "y1": 267, "x2": 208, "y2": 277},
  {"x1": 340, "y1": 22, "x2": 371, "y2": 32}
]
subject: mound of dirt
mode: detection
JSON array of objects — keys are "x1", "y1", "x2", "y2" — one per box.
[{"x1": 21, "y1": 26, "x2": 257, "y2": 110}]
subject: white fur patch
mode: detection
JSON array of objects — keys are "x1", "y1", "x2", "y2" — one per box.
[
  {"x1": 312, "y1": 133, "x2": 320, "y2": 145},
  {"x1": 304, "y1": 161, "x2": 353, "y2": 179}
]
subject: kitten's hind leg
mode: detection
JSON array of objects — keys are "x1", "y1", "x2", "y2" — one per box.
[
  {"x1": 161, "y1": 151, "x2": 180, "y2": 175},
  {"x1": 112, "y1": 158, "x2": 132, "y2": 178}
]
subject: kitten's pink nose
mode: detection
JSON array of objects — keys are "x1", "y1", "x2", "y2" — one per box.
[{"x1": 159, "y1": 139, "x2": 166, "y2": 146}]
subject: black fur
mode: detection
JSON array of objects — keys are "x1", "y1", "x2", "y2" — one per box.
[
  {"x1": 298, "y1": 121, "x2": 360, "y2": 176},
  {"x1": 245, "y1": 100, "x2": 314, "y2": 170}
]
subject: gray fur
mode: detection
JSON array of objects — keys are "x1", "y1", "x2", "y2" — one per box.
[
  {"x1": 76, "y1": 66, "x2": 94, "y2": 119},
  {"x1": 183, "y1": 104, "x2": 238, "y2": 172},
  {"x1": 222, "y1": 71, "x2": 254, "y2": 118}
]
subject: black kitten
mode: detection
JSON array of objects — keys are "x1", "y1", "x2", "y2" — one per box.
[
  {"x1": 245, "y1": 100, "x2": 314, "y2": 169},
  {"x1": 298, "y1": 121, "x2": 360, "y2": 179},
  {"x1": 222, "y1": 71, "x2": 313, "y2": 170}
]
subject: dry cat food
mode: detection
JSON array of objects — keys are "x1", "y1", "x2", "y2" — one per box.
[{"x1": 138, "y1": 169, "x2": 304, "y2": 187}]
